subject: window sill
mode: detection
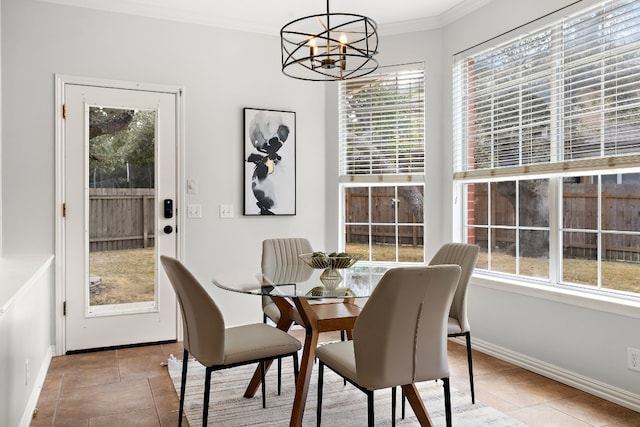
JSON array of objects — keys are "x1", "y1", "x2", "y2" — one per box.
[{"x1": 472, "y1": 272, "x2": 640, "y2": 319}]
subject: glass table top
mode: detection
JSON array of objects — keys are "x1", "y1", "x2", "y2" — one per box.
[{"x1": 213, "y1": 264, "x2": 390, "y2": 299}]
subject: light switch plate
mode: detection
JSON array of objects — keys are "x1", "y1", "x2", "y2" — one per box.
[
  {"x1": 220, "y1": 204, "x2": 234, "y2": 219},
  {"x1": 187, "y1": 204, "x2": 202, "y2": 218},
  {"x1": 187, "y1": 179, "x2": 197, "y2": 194}
]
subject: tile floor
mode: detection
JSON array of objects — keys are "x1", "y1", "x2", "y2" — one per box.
[{"x1": 31, "y1": 330, "x2": 640, "y2": 426}]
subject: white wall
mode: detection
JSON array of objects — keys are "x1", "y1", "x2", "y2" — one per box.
[
  {"x1": 441, "y1": 0, "x2": 640, "y2": 407},
  {"x1": 1, "y1": 0, "x2": 327, "y2": 325}
]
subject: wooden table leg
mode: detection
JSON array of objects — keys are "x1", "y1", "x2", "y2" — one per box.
[
  {"x1": 243, "y1": 295, "x2": 360, "y2": 427},
  {"x1": 289, "y1": 320, "x2": 318, "y2": 426},
  {"x1": 288, "y1": 298, "x2": 361, "y2": 427},
  {"x1": 288, "y1": 298, "x2": 319, "y2": 427},
  {"x1": 401, "y1": 383, "x2": 434, "y2": 427}
]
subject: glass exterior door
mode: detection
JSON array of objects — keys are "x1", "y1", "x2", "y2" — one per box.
[{"x1": 64, "y1": 83, "x2": 178, "y2": 351}]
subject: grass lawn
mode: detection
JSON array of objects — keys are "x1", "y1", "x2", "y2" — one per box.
[
  {"x1": 89, "y1": 247, "x2": 155, "y2": 305},
  {"x1": 346, "y1": 243, "x2": 640, "y2": 294},
  {"x1": 89, "y1": 244, "x2": 640, "y2": 304}
]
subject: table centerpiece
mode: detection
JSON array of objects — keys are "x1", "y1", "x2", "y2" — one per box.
[{"x1": 299, "y1": 251, "x2": 363, "y2": 290}]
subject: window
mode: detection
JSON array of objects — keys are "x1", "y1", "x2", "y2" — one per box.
[
  {"x1": 339, "y1": 68, "x2": 425, "y2": 263},
  {"x1": 454, "y1": 0, "x2": 640, "y2": 299},
  {"x1": 466, "y1": 179, "x2": 551, "y2": 279}
]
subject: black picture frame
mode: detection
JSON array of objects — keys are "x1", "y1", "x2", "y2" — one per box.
[{"x1": 243, "y1": 108, "x2": 296, "y2": 216}]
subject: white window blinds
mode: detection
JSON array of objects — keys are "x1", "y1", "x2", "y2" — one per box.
[
  {"x1": 339, "y1": 69, "x2": 425, "y2": 180},
  {"x1": 453, "y1": 0, "x2": 640, "y2": 179}
]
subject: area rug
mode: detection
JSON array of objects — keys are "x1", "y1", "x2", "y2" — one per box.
[{"x1": 167, "y1": 353, "x2": 524, "y2": 427}]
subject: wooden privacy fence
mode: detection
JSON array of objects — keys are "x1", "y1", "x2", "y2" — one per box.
[
  {"x1": 564, "y1": 183, "x2": 640, "y2": 261},
  {"x1": 345, "y1": 189, "x2": 424, "y2": 247},
  {"x1": 471, "y1": 183, "x2": 640, "y2": 261},
  {"x1": 89, "y1": 188, "x2": 155, "y2": 252}
]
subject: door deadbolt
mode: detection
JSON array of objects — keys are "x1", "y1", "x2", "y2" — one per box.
[{"x1": 163, "y1": 225, "x2": 173, "y2": 234}]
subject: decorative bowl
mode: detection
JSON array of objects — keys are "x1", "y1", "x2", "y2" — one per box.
[
  {"x1": 299, "y1": 252, "x2": 363, "y2": 270},
  {"x1": 299, "y1": 252, "x2": 363, "y2": 289}
]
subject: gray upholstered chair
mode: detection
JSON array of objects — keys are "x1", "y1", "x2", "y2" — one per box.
[
  {"x1": 261, "y1": 237, "x2": 353, "y2": 390},
  {"x1": 261, "y1": 237, "x2": 314, "y2": 326},
  {"x1": 315, "y1": 265, "x2": 461, "y2": 427},
  {"x1": 399, "y1": 242, "x2": 480, "y2": 419},
  {"x1": 429, "y1": 242, "x2": 480, "y2": 403},
  {"x1": 261, "y1": 238, "x2": 313, "y2": 393},
  {"x1": 160, "y1": 256, "x2": 302, "y2": 427}
]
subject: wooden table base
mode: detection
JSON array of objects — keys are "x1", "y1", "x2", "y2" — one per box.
[{"x1": 243, "y1": 296, "x2": 435, "y2": 427}]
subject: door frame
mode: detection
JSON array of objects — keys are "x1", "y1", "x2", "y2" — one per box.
[{"x1": 54, "y1": 75, "x2": 186, "y2": 355}]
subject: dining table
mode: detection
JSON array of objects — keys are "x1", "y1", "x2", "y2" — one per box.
[{"x1": 213, "y1": 264, "x2": 438, "y2": 427}]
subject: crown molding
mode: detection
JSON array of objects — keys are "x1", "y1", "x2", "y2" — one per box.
[
  {"x1": 38, "y1": 0, "x2": 277, "y2": 34},
  {"x1": 359, "y1": 0, "x2": 495, "y2": 36},
  {"x1": 439, "y1": 0, "x2": 495, "y2": 27},
  {"x1": 39, "y1": 0, "x2": 494, "y2": 36}
]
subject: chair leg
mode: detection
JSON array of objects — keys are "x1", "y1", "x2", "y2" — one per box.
[
  {"x1": 203, "y1": 366, "x2": 213, "y2": 427},
  {"x1": 178, "y1": 349, "x2": 188, "y2": 427},
  {"x1": 317, "y1": 362, "x2": 324, "y2": 427},
  {"x1": 277, "y1": 357, "x2": 282, "y2": 395},
  {"x1": 391, "y1": 387, "x2": 396, "y2": 427},
  {"x1": 367, "y1": 390, "x2": 375, "y2": 427},
  {"x1": 293, "y1": 352, "x2": 299, "y2": 386},
  {"x1": 465, "y1": 331, "x2": 475, "y2": 404},
  {"x1": 264, "y1": 313, "x2": 283, "y2": 398},
  {"x1": 260, "y1": 361, "x2": 266, "y2": 409},
  {"x1": 340, "y1": 331, "x2": 346, "y2": 386},
  {"x1": 401, "y1": 388, "x2": 405, "y2": 419},
  {"x1": 442, "y1": 377, "x2": 452, "y2": 427},
  {"x1": 262, "y1": 313, "x2": 282, "y2": 402}
]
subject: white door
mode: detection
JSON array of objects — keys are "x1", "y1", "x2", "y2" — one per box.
[{"x1": 63, "y1": 83, "x2": 179, "y2": 351}]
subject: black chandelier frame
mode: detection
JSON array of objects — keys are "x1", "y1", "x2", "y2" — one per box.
[{"x1": 280, "y1": 1, "x2": 379, "y2": 81}]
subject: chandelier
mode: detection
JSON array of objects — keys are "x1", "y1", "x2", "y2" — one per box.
[{"x1": 280, "y1": 0, "x2": 379, "y2": 81}]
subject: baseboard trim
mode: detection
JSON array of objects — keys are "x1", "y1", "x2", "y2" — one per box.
[
  {"x1": 20, "y1": 345, "x2": 54, "y2": 427},
  {"x1": 458, "y1": 337, "x2": 640, "y2": 412}
]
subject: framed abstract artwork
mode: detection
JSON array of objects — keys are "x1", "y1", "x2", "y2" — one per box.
[{"x1": 243, "y1": 108, "x2": 296, "y2": 215}]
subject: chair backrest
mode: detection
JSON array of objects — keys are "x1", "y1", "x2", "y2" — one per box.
[
  {"x1": 160, "y1": 256, "x2": 225, "y2": 367},
  {"x1": 352, "y1": 265, "x2": 461, "y2": 390},
  {"x1": 428, "y1": 243, "x2": 479, "y2": 333},
  {"x1": 261, "y1": 238, "x2": 314, "y2": 284}
]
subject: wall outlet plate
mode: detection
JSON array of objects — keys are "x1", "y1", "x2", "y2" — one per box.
[{"x1": 628, "y1": 347, "x2": 640, "y2": 372}]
